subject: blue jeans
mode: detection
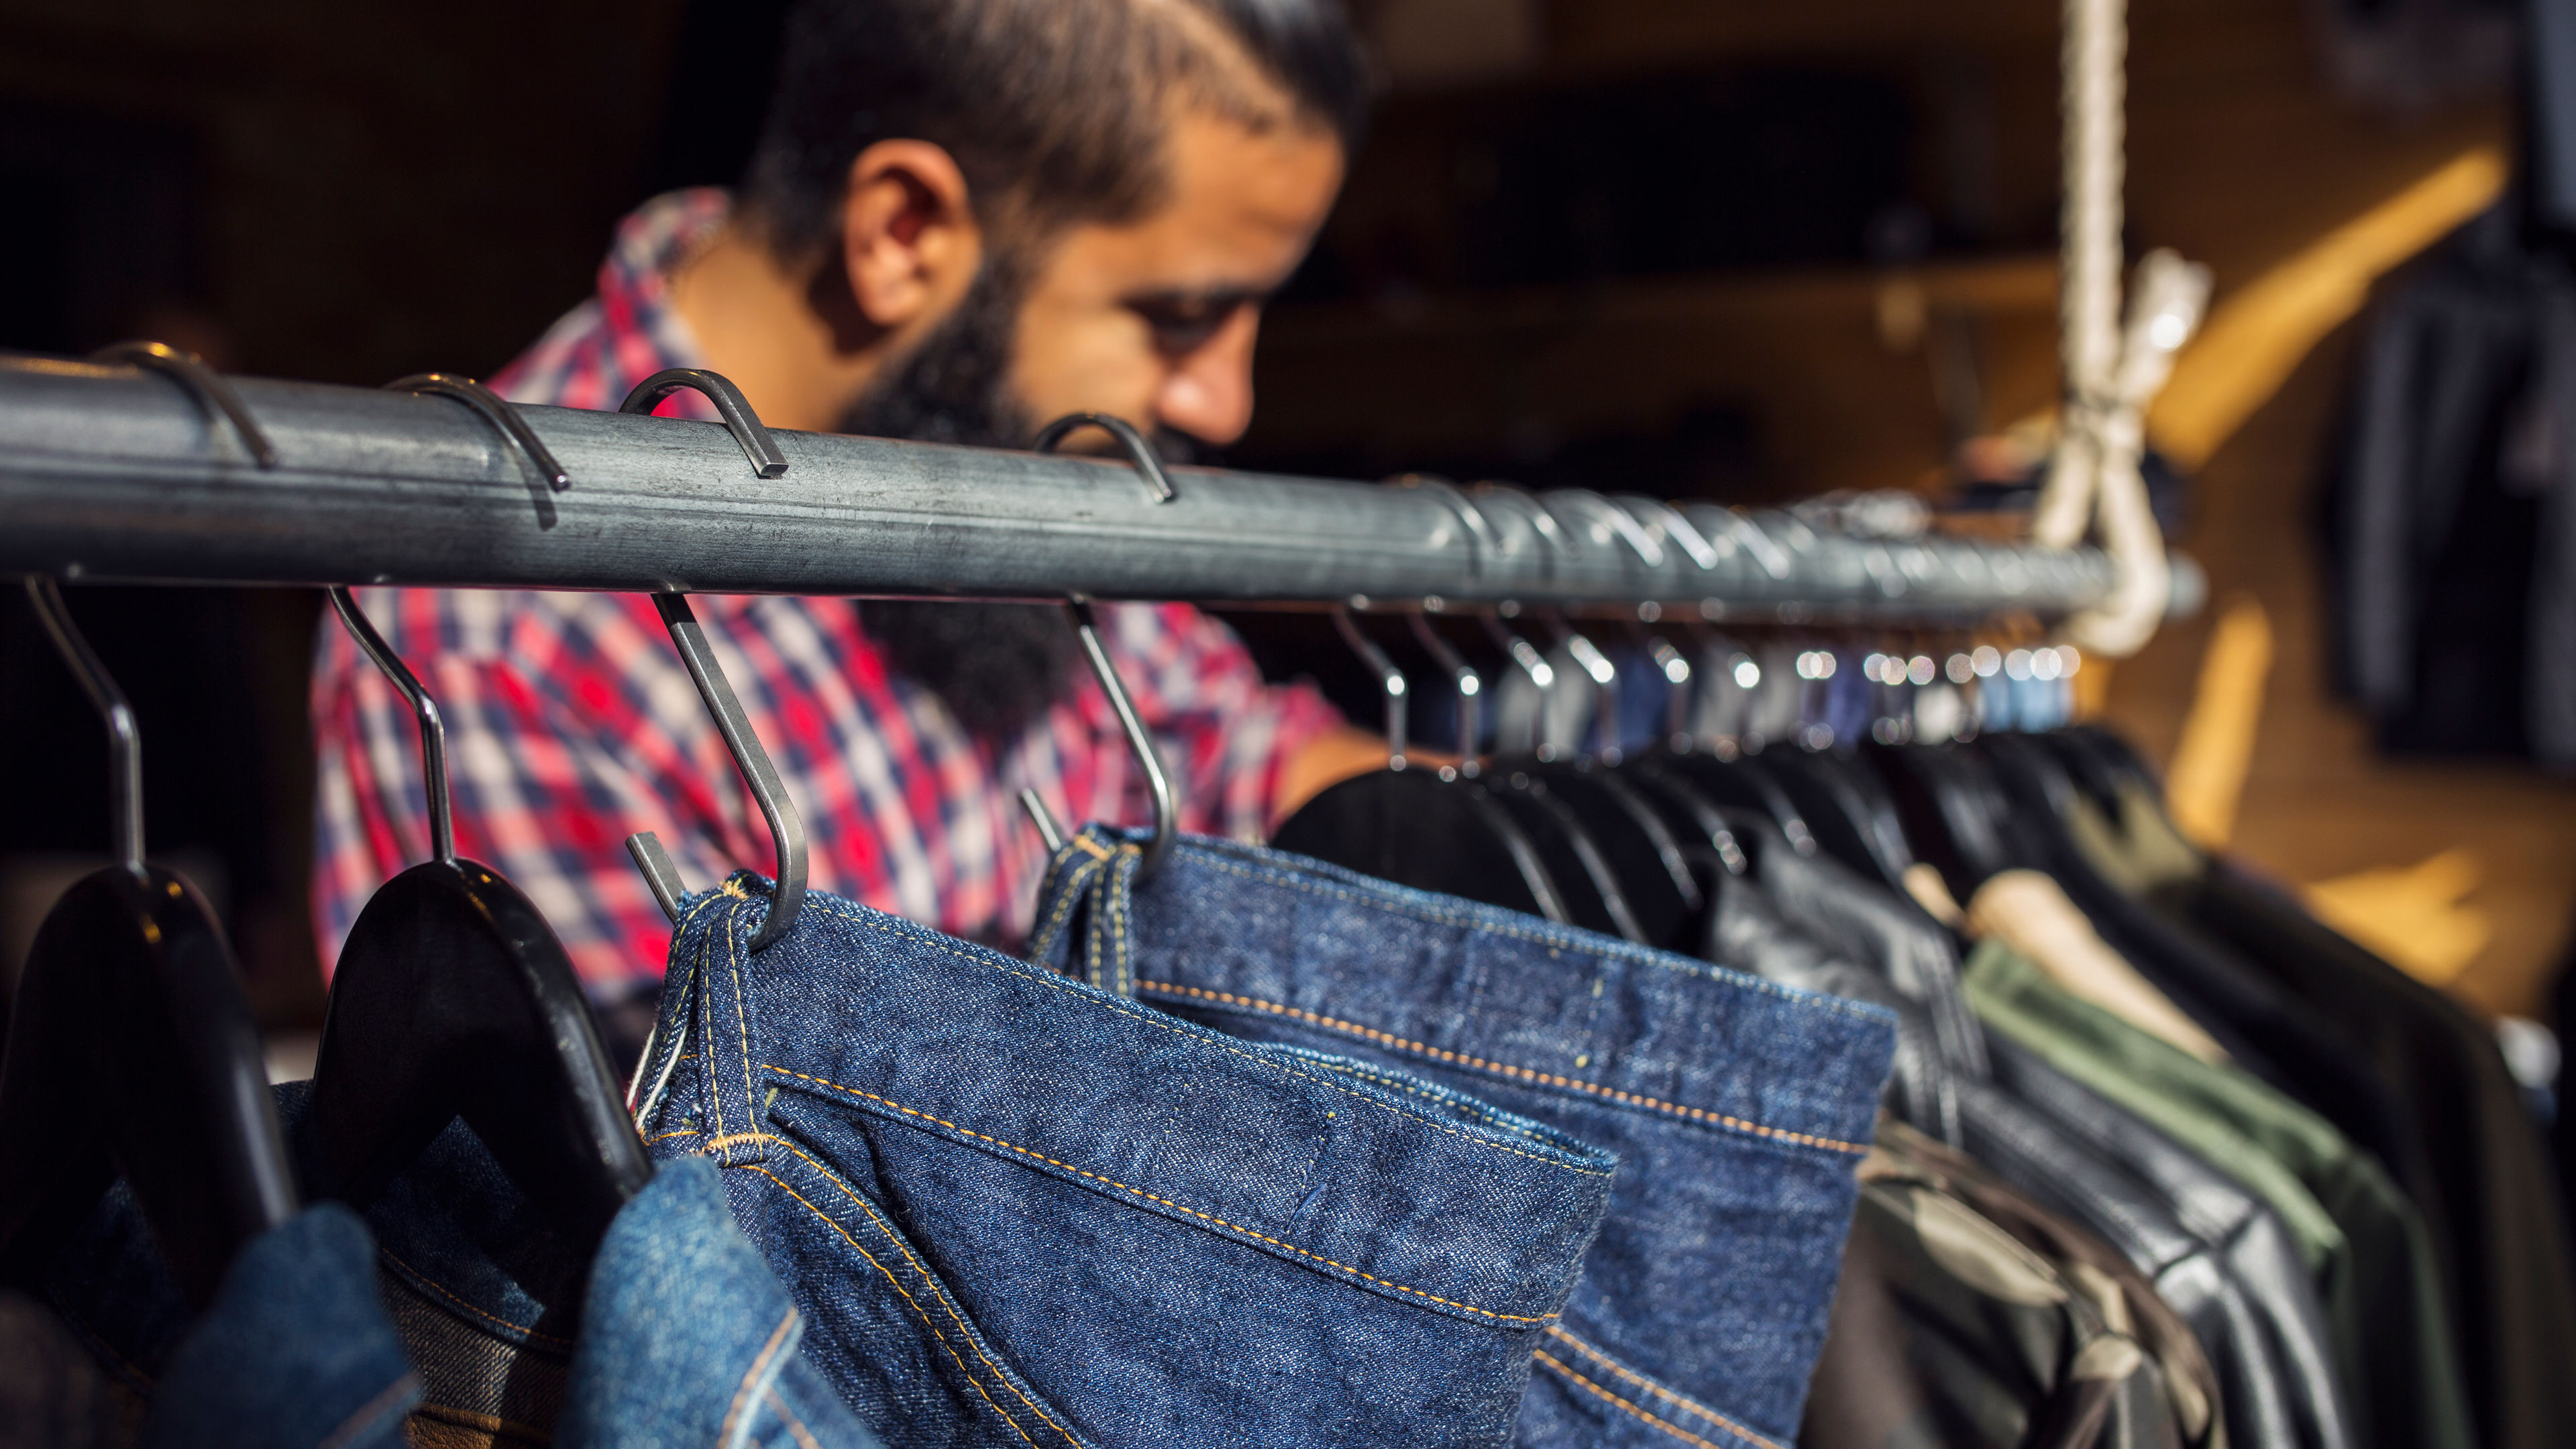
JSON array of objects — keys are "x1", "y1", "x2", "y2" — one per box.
[
  {"x1": 1030, "y1": 828, "x2": 1897, "y2": 1449},
  {"x1": 631, "y1": 873, "x2": 1618, "y2": 1448},
  {"x1": 46, "y1": 1086, "x2": 881, "y2": 1449}
]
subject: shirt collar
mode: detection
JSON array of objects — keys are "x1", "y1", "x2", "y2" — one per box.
[{"x1": 596, "y1": 187, "x2": 733, "y2": 390}]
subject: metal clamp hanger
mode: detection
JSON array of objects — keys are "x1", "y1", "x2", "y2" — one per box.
[
  {"x1": 91, "y1": 339, "x2": 278, "y2": 469},
  {"x1": 1065, "y1": 597, "x2": 1177, "y2": 879},
  {"x1": 620, "y1": 368, "x2": 789, "y2": 478},
  {"x1": 628, "y1": 594, "x2": 810, "y2": 951},
  {"x1": 1034, "y1": 413, "x2": 1176, "y2": 502},
  {"x1": 1026, "y1": 417, "x2": 1179, "y2": 876},
  {"x1": 386, "y1": 373, "x2": 569, "y2": 492}
]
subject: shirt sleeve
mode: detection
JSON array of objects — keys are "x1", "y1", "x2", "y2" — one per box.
[
  {"x1": 311, "y1": 591, "x2": 749, "y2": 1000},
  {"x1": 1095, "y1": 602, "x2": 1344, "y2": 843}
]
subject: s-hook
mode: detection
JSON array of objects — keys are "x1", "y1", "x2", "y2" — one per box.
[
  {"x1": 626, "y1": 594, "x2": 810, "y2": 953},
  {"x1": 386, "y1": 373, "x2": 568, "y2": 492},
  {"x1": 1029, "y1": 417, "x2": 1179, "y2": 877},
  {"x1": 91, "y1": 340, "x2": 277, "y2": 470},
  {"x1": 1034, "y1": 413, "x2": 1177, "y2": 502},
  {"x1": 620, "y1": 368, "x2": 789, "y2": 478}
]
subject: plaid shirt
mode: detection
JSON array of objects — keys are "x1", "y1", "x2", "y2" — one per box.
[{"x1": 312, "y1": 189, "x2": 1339, "y2": 994}]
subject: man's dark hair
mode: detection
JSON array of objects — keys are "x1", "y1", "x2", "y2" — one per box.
[{"x1": 742, "y1": 0, "x2": 1371, "y2": 262}]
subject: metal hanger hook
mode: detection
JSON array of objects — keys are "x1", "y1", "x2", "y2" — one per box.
[
  {"x1": 1333, "y1": 605, "x2": 1409, "y2": 771},
  {"x1": 1065, "y1": 598, "x2": 1176, "y2": 877},
  {"x1": 25, "y1": 578, "x2": 145, "y2": 877},
  {"x1": 1408, "y1": 612, "x2": 1481, "y2": 775},
  {"x1": 386, "y1": 373, "x2": 568, "y2": 492},
  {"x1": 326, "y1": 586, "x2": 455, "y2": 866},
  {"x1": 642, "y1": 594, "x2": 809, "y2": 951},
  {"x1": 91, "y1": 339, "x2": 277, "y2": 469},
  {"x1": 1034, "y1": 413, "x2": 1176, "y2": 503},
  {"x1": 619, "y1": 368, "x2": 788, "y2": 479}
]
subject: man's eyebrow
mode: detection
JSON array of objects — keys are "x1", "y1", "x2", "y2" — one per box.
[{"x1": 1119, "y1": 284, "x2": 1275, "y2": 313}]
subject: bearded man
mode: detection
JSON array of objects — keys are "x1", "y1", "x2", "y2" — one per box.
[{"x1": 310, "y1": 0, "x2": 1386, "y2": 1043}]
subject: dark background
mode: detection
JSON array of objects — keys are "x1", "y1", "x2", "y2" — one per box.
[{"x1": 3, "y1": 0, "x2": 2559, "y2": 1023}]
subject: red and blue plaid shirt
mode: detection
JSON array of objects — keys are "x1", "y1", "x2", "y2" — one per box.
[{"x1": 312, "y1": 189, "x2": 1339, "y2": 994}]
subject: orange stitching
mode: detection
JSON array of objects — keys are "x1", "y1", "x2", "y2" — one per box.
[
  {"x1": 1138, "y1": 981, "x2": 1869, "y2": 1157},
  {"x1": 647, "y1": 1128, "x2": 703, "y2": 1142},
  {"x1": 1543, "y1": 1328, "x2": 1782, "y2": 1449},
  {"x1": 762, "y1": 1063, "x2": 1558, "y2": 1324},
  {"x1": 1180, "y1": 849, "x2": 1885, "y2": 1021},
  {"x1": 721, "y1": 1309, "x2": 799, "y2": 1447},
  {"x1": 745, "y1": 1134, "x2": 1081, "y2": 1445},
  {"x1": 1534, "y1": 1349, "x2": 1739, "y2": 1449},
  {"x1": 727, "y1": 896, "x2": 759, "y2": 1132},
  {"x1": 800, "y1": 898, "x2": 1606, "y2": 1174},
  {"x1": 767, "y1": 1388, "x2": 826, "y2": 1449},
  {"x1": 745, "y1": 1167, "x2": 1056, "y2": 1449},
  {"x1": 376, "y1": 1247, "x2": 575, "y2": 1350}
]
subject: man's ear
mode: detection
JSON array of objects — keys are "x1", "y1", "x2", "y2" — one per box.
[{"x1": 839, "y1": 140, "x2": 982, "y2": 331}]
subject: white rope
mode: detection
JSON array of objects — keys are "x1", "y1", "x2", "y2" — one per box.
[{"x1": 2034, "y1": 0, "x2": 2209, "y2": 657}]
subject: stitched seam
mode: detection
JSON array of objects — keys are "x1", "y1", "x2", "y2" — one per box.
[
  {"x1": 376, "y1": 1247, "x2": 576, "y2": 1349},
  {"x1": 1534, "y1": 1350, "x2": 1750, "y2": 1449},
  {"x1": 316, "y1": 1371, "x2": 421, "y2": 1449},
  {"x1": 798, "y1": 896, "x2": 1606, "y2": 1173},
  {"x1": 728, "y1": 895, "x2": 759, "y2": 1134},
  {"x1": 744, "y1": 1166, "x2": 1055, "y2": 1449},
  {"x1": 767, "y1": 1388, "x2": 826, "y2": 1449},
  {"x1": 1030, "y1": 851, "x2": 1102, "y2": 964},
  {"x1": 1138, "y1": 981, "x2": 1868, "y2": 1156},
  {"x1": 743, "y1": 1133, "x2": 1082, "y2": 1444},
  {"x1": 1181, "y1": 846, "x2": 1887, "y2": 1020},
  {"x1": 721, "y1": 1309, "x2": 798, "y2": 1448},
  {"x1": 761, "y1": 1063, "x2": 1558, "y2": 1324},
  {"x1": 647, "y1": 1128, "x2": 704, "y2": 1142},
  {"x1": 1544, "y1": 1327, "x2": 1782, "y2": 1449}
]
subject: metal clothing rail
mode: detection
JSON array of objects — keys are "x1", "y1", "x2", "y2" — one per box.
[{"x1": 0, "y1": 356, "x2": 2112, "y2": 620}]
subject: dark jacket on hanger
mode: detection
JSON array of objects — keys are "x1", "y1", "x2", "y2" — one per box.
[{"x1": 2325, "y1": 202, "x2": 2576, "y2": 769}]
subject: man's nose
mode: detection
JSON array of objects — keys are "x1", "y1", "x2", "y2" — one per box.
[{"x1": 1152, "y1": 306, "x2": 1260, "y2": 447}]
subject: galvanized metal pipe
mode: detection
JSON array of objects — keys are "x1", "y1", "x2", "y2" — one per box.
[{"x1": 0, "y1": 356, "x2": 2110, "y2": 619}]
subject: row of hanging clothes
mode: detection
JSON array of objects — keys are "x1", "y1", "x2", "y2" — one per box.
[
  {"x1": 1, "y1": 371, "x2": 2569, "y2": 1449},
  {"x1": 1261, "y1": 598, "x2": 2576, "y2": 1449}
]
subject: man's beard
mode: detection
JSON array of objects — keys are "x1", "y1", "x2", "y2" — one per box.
[{"x1": 843, "y1": 250, "x2": 1081, "y2": 747}]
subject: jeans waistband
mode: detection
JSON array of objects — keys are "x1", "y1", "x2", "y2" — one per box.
[
  {"x1": 636, "y1": 873, "x2": 1618, "y2": 1330},
  {"x1": 1032, "y1": 828, "x2": 1894, "y2": 1160}
]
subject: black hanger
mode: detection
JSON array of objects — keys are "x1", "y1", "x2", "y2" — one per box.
[
  {"x1": 1651, "y1": 748, "x2": 1821, "y2": 857},
  {"x1": 1526, "y1": 759, "x2": 1703, "y2": 949},
  {"x1": 1870, "y1": 739, "x2": 2025, "y2": 900},
  {"x1": 1479, "y1": 767, "x2": 1648, "y2": 943},
  {"x1": 1761, "y1": 747, "x2": 1916, "y2": 892},
  {"x1": 1268, "y1": 607, "x2": 1572, "y2": 923},
  {"x1": 303, "y1": 587, "x2": 651, "y2": 1258},
  {"x1": 0, "y1": 579, "x2": 299, "y2": 1308}
]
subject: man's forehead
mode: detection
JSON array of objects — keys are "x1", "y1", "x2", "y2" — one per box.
[{"x1": 1055, "y1": 109, "x2": 1345, "y2": 297}]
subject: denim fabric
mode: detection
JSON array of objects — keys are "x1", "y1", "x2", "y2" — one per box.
[
  {"x1": 39, "y1": 1193, "x2": 419, "y2": 1449},
  {"x1": 141, "y1": 1204, "x2": 419, "y2": 1449},
  {"x1": 633, "y1": 871, "x2": 1617, "y2": 1449},
  {"x1": 1028, "y1": 827, "x2": 1896, "y2": 1449},
  {"x1": 563, "y1": 1155, "x2": 884, "y2": 1449},
  {"x1": 47, "y1": 1085, "x2": 877, "y2": 1448}
]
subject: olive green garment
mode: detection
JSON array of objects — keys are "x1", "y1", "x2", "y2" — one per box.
[{"x1": 1966, "y1": 941, "x2": 2475, "y2": 1449}]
